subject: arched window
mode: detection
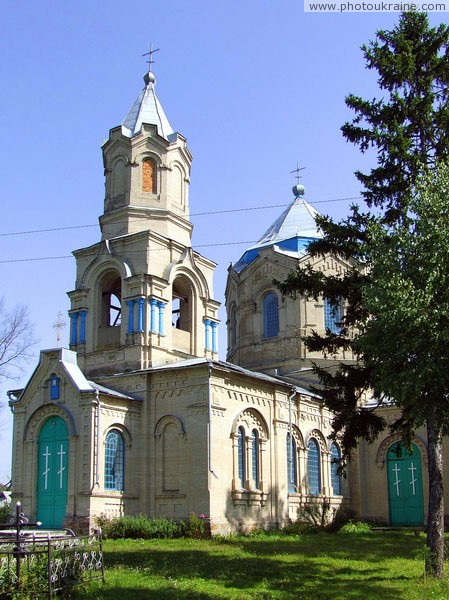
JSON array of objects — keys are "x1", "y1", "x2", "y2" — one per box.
[
  {"x1": 105, "y1": 430, "x2": 124, "y2": 491},
  {"x1": 307, "y1": 438, "x2": 321, "y2": 495},
  {"x1": 50, "y1": 375, "x2": 60, "y2": 400},
  {"x1": 324, "y1": 297, "x2": 343, "y2": 334},
  {"x1": 252, "y1": 429, "x2": 259, "y2": 489},
  {"x1": 142, "y1": 157, "x2": 157, "y2": 193},
  {"x1": 263, "y1": 292, "x2": 279, "y2": 338},
  {"x1": 287, "y1": 433, "x2": 298, "y2": 493},
  {"x1": 330, "y1": 443, "x2": 342, "y2": 495},
  {"x1": 238, "y1": 426, "x2": 246, "y2": 488}
]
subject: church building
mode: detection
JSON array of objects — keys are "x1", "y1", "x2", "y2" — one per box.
[{"x1": 8, "y1": 65, "x2": 435, "y2": 534}]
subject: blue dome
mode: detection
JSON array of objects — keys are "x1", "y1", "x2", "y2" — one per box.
[{"x1": 233, "y1": 194, "x2": 322, "y2": 273}]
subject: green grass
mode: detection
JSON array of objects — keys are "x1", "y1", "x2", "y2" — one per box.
[{"x1": 73, "y1": 530, "x2": 449, "y2": 599}]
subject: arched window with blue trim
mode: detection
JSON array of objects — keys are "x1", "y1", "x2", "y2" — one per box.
[
  {"x1": 307, "y1": 438, "x2": 321, "y2": 495},
  {"x1": 287, "y1": 433, "x2": 298, "y2": 493},
  {"x1": 324, "y1": 297, "x2": 343, "y2": 334},
  {"x1": 50, "y1": 375, "x2": 60, "y2": 400},
  {"x1": 263, "y1": 292, "x2": 279, "y2": 338},
  {"x1": 105, "y1": 430, "x2": 125, "y2": 491},
  {"x1": 330, "y1": 443, "x2": 342, "y2": 495},
  {"x1": 238, "y1": 426, "x2": 246, "y2": 488},
  {"x1": 252, "y1": 429, "x2": 259, "y2": 489}
]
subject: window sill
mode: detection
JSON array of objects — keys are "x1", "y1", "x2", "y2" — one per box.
[{"x1": 231, "y1": 489, "x2": 269, "y2": 507}]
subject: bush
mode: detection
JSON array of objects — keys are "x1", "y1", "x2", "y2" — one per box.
[
  {"x1": 96, "y1": 514, "x2": 183, "y2": 540},
  {"x1": 184, "y1": 512, "x2": 208, "y2": 539},
  {"x1": 326, "y1": 506, "x2": 357, "y2": 533},
  {"x1": 282, "y1": 521, "x2": 320, "y2": 536},
  {"x1": 339, "y1": 520, "x2": 372, "y2": 534},
  {"x1": 0, "y1": 502, "x2": 12, "y2": 525}
]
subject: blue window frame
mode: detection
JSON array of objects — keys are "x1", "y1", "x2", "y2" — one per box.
[
  {"x1": 252, "y1": 429, "x2": 259, "y2": 489},
  {"x1": 238, "y1": 426, "x2": 246, "y2": 488},
  {"x1": 287, "y1": 433, "x2": 298, "y2": 493},
  {"x1": 50, "y1": 375, "x2": 60, "y2": 400},
  {"x1": 307, "y1": 439, "x2": 321, "y2": 495},
  {"x1": 105, "y1": 430, "x2": 124, "y2": 491},
  {"x1": 263, "y1": 292, "x2": 279, "y2": 338},
  {"x1": 324, "y1": 297, "x2": 343, "y2": 334},
  {"x1": 330, "y1": 443, "x2": 342, "y2": 495}
]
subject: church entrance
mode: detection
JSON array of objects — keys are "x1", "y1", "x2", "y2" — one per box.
[
  {"x1": 387, "y1": 442, "x2": 424, "y2": 526},
  {"x1": 37, "y1": 416, "x2": 69, "y2": 529}
]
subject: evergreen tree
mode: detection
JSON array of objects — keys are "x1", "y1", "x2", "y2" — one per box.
[
  {"x1": 277, "y1": 12, "x2": 449, "y2": 576},
  {"x1": 358, "y1": 165, "x2": 449, "y2": 577}
]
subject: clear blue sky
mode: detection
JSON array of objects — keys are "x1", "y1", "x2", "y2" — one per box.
[{"x1": 1, "y1": 2, "x2": 447, "y2": 481}]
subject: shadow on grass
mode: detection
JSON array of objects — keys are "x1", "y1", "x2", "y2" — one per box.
[{"x1": 93, "y1": 536, "x2": 420, "y2": 600}]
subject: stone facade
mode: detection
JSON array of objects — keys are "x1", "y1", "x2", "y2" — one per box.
[
  {"x1": 8, "y1": 66, "x2": 433, "y2": 535},
  {"x1": 8, "y1": 69, "x2": 349, "y2": 534}
]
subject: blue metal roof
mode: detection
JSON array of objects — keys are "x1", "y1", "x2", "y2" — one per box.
[{"x1": 233, "y1": 193, "x2": 323, "y2": 273}]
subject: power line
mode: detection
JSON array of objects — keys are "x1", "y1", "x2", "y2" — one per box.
[
  {"x1": 0, "y1": 241, "x2": 259, "y2": 265},
  {"x1": 0, "y1": 196, "x2": 362, "y2": 239}
]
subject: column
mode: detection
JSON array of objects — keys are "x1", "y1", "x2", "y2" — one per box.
[
  {"x1": 211, "y1": 321, "x2": 218, "y2": 353},
  {"x1": 157, "y1": 301, "x2": 166, "y2": 336},
  {"x1": 127, "y1": 300, "x2": 135, "y2": 334},
  {"x1": 137, "y1": 298, "x2": 145, "y2": 332},
  {"x1": 70, "y1": 312, "x2": 78, "y2": 345},
  {"x1": 204, "y1": 319, "x2": 211, "y2": 351},
  {"x1": 149, "y1": 299, "x2": 158, "y2": 333},
  {"x1": 79, "y1": 310, "x2": 87, "y2": 343}
]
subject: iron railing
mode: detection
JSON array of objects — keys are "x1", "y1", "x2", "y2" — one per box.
[{"x1": 0, "y1": 503, "x2": 104, "y2": 598}]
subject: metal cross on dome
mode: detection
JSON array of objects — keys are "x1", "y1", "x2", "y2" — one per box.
[
  {"x1": 142, "y1": 44, "x2": 160, "y2": 73},
  {"x1": 291, "y1": 163, "x2": 305, "y2": 184}
]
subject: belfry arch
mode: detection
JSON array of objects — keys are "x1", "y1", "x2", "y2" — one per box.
[
  {"x1": 172, "y1": 276, "x2": 193, "y2": 333},
  {"x1": 98, "y1": 269, "x2": 122, "y2": 348}
]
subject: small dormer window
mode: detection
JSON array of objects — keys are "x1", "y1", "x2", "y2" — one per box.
[
  {"x1": 50, "y1": 375, "x2": 60, "y2": 400},
  {"x1": 142, "y1": 158, "x2": 157, "y2": 193}
]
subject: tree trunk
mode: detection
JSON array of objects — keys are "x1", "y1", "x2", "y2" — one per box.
[{"x1": 426, "y1": 411, "x2": 444, "y2": 578}]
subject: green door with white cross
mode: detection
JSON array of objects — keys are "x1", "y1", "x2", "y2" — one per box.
[
  {"x1": 36, "y1": 416, "x2": 69, "y2": 529},
  {"x1": 387, "y1": 442, "x2": 424, "y2": 526}
]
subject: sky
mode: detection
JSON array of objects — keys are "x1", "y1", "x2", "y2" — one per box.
[{"x1": 1, "y1": 2, "x2": 448, "y2": 482}]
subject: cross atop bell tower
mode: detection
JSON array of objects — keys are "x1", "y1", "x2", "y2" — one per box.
[{"x1": 142, "y1": 44, "x2": 160, "y2": 73}]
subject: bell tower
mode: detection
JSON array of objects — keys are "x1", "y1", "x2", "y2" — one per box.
[
  {"x1": 68, "y1": 65, "x2": 220, "y2": 376},
  {"x1": 101, "y1": 70, "x2": 192, "y2": 246}
]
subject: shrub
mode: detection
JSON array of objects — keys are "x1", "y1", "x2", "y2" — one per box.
[
  {"x1": 0, "y1": 503, "x2": 11, "y2": 525},
  {"x1": 96, "y1": 514, "x2": 183, "y2": 540},
  {"x1": 326, "y1": 505, "x2": 357, "y2": 533},
  {"x1": 282, "y1": 521, "x2": 320, "y2": 536},
  {"x1": 184, "y1": 513, "x2": 208, "y2": 539},
  {"x1": 339, "y1": 520, "x2": 372, "y2": 534}
]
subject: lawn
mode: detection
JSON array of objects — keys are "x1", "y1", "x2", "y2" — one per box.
[{"x1": 73, "y1": 530, "x2": 449, "y2": 599}]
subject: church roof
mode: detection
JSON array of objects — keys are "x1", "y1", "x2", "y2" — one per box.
[
  {"x1": 233, "y1": 184, "x2": 323, "y2": 273},
  {"x1": 148, "y1": 357, "x2": 315, "y2": 397},
  {"x1": 121, "y1": 71, "x2": 174, "y2": 140}
]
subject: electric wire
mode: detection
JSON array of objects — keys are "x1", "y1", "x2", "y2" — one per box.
[
  {"x1": 0, "y1": 195, "x2": 363, "y2": 264},
  {"x1": 0, "y1": 196, "x2": 362, "y2": 238}
]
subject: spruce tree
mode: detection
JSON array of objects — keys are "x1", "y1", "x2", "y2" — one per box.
[{"x1": 277, "y1": 12, "x2": 449, "y2": 576}]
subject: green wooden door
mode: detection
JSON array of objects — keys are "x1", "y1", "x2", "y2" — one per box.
[
  {"x1": 387, "y1": 442, "x2": 424, "y2": 526},
  {"x1": 37, "y1": 416, "x2": 68, "y2": 529}
]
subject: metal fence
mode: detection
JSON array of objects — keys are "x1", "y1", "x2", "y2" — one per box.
[
  {"x1": 0, "y1": 531, "x2": 104, "y2": 598},
  {"x1": 0, "y1": 504, "x2": 104, "y2": 598}
]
